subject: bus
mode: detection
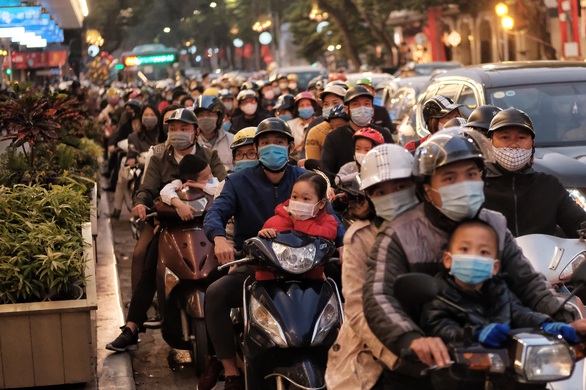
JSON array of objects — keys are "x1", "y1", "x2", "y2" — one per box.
[{"x1": 120, "y1": 44, "x2": 179, "y2": 83}]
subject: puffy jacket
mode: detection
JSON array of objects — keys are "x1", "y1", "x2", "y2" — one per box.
[
  {"x1": 198, "y1": 129, "x2": 235, "y2": 172},
  {"x1": 363, "y1": 202, "x2": 570, "y2": 356},
  {"x1": 262, "y1": 199, "x2": 338, "y2": 240},
  {"x1": 134, "y1": 143, "x2": 226, "y2": 208},
  {"x1": 326, "y1": 219, "x2": 397, "y2": 390},
  {"x1": 127, "y1": 128, "x2": 159, "y2": 160},
  {"x1": 204, "y1": 164, "x2": 345, "y2": 249},
  {"x1": 483, "y1": 163, "x2": 586, "y2": 237},
  {"x1": 305, "y1": 120, "x2": 331, "y2": 160},
  {"x1": 421, "y1": 274, "x2": 551, "y2": 344},
  {"x1": 230, "y1": 109, "x2": 272, "y2": 133}
]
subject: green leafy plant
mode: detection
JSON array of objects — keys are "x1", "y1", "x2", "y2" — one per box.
[{"x1": 0, "y1": 184, "x2": 91, "y2": 304}]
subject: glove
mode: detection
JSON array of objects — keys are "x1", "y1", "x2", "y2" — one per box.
[
  {"x1": 542, "y1": 322, "x2": 580, "y2": 344},
  {"x1": 477, "y1": 323, "x2": 510, "y2": 348}
]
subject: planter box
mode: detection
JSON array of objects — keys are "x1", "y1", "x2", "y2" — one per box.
[{"x1": 0, "y1": 222, "x2": 98, "y2": 389}]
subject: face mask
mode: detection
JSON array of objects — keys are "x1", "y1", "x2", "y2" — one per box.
[
  {"x1": 223, "y1": 102, "x2": 233, "y2": 112},
  {"x1": 203, "y1": 177, "x2": 219, "y2": 196},
  {"x1": 450, "y1": 253, "x2": 495, "y2": 285},
  {"x1": 351, "y1": 106, "x2": 374, "y2": 127},
  {"x1": 370, "y1": 187, "x2": 419, "y2": 221},
  {"x1": 288, "y1": 83, "x2": 297, "y2": 90},
  {"x1": 241, "y1": 102, "x2": 257, "y2": 116},
  {"x1": 322, "y1": 106, "x2": 332, "y2": 119},
  {"x1": 354, "y1": 152, "x2": 366, "y2": 165},
  {"x1": 162, "y1": 124, "x2": 169, "y2": 135},
  {"x1": 142, "y1": 116, "x2": 158, "y2": 130},
  {"x1": 431, "y1": 181, "x2": 485, "y2": 221},
  {"x1": 263, "y1": 90, "x2": 275, "y2": 100},
  {"x1": 298, "y1": 107, "x2": 314, "y2": 120},
  {"x1": 279, "y1": 114, "x2": 292, "y2": 122},
  {"x1": 222, "y1": 121, "x2": 231, "y2": 132},
  {"x1": 198, "y1": 117, "x2": 217, "y2": 134},
  {"x1": 288, "y1": 200, "x2": 318, "y2": 221},
  {"x1": 258, "y1": 144, "x2": 289, "y2": 171},
  {"x1": 166, "y1": 94, "x2": 173, "y2": 102},
  {"x1": 167, "y1": 131, "x2": 194, "y2": 151},
  {"x1": 492, "y1": 146, "x2": 532, "y2": 172},
  {"x1": 279, "y1": 83, "x2": 288, "y2": 90},
  {"x1": 234, "y1": 159, "x2": 259, "y2": 172}
]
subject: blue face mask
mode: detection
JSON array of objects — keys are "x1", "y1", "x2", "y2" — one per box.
[
  {"x1": 450, "y1": 254, "x2": 495, "y2": 285},
  {"x1": 258, "y1": 144, "x2": 289, "y2": 171},
  {"x1": 234, "y1": 159, "x2": 259, "y2": 172},
  {"x1": 222, "y1": 121, "x2": 231, "y2": 132},
  {"x1": 298, "y1": 107, "x2": 315, "y2": 120},
  {"x1": 432, "y1": 181, "x2": 485, "y2": 221},
  {"x1": 279, "y1": 114, "x2": 292, "y2": 122}
]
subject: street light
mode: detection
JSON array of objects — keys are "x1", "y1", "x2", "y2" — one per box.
[
  {"x1": 502, "y1": 16, "x2": 514, "y2": 31},
  {"x1": 495, "y1": 3, "x2": 508, "y2": 17},
  {"x1": 495, "y1": 2, "x2": 512, "y2": 61}
]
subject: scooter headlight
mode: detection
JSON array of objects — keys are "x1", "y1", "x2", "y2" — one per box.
[
  {"x1": 311, "y1": 294, "x2": 340, "y2": 346},
  {"x1": 271, "y1": 242, "x2": 317, "y2": 274},
  {"x1": 513, "y1": 333, "x2": 574, "y2": 382},
  {"x1": 559, "y1": 252, "x2": 586, "y2": 281},
  {"x1": 250, "y1": 295, "x2": 287, "y2": 347}
]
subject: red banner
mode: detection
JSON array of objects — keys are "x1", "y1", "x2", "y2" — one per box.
[{"x1": 11, "y1": 50, "x2": 67, "y2": 69}]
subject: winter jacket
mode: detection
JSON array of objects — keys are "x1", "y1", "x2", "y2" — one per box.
[
  {"x1": 483, "y1": 163, "x2": 586, "y2": 237},
  {"x1": 363, "y1": 202, "x2": 570, "y2": 357},
  {"x1": 421, "y1": 274, "x2": 551, "y2": 344},
  {"x1": 373, "y1": 104, "x2": 395, "y2": 134},
  {"x1": 326, "y1": 219, "x2": 397, "y2": 390},
  {"x1": 287, "y1": 117, "x2": 312, "y2": 153},
  {"x1": 305, "y1": 120, "x2": 331, "y2": 160},
  {"x1": 204, "y1": 164, "x2": 345, "y2": 249},
  {"x1": 262, "y1": 199, "x2": 338, "y2": 240},
  {"x1": 320, "y1": 124, "x2": 393, "y2": 181},
  {"x1": 127, "y1": 128, "x2": 159, "y2": 161},
  {"x1": 198, "y1": 129, "x2": 235, "y2": 172},
  {"x1": 230, "y1": 110, "x2": 272, "y2": 133},
  {"x1": 134, "y1": 143, "x2": 226, "y2": 208}
]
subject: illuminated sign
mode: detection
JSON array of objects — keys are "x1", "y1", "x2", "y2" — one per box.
[{"x1": 123, "y1": 53, "x2": 177, "y2": 67}]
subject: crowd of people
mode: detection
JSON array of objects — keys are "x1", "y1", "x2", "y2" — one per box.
[{"x1": 97, "y1": 70, "x2": 586, "y2": 390}]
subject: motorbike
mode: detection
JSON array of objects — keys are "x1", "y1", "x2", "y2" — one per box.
[
  {"x1": 516, "y1": 231, "x2": 586, "y2": 389},
  {"x1": 151, "y1": 187, "x2": 218, "y2": 375},
  {"x1": 220, "y1": 231, "x2": 343, "y2": 389},
  {"x1": 394, "y1": 268, "x2": 586, "y2": 390}
]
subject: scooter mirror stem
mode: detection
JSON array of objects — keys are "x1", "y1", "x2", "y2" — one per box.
[{"x1": 217, "y1": 257, "x2": 252, "y2": 271}]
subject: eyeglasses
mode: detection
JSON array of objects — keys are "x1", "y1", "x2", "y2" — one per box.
[{"x1": 234, "y1": 150, "x2": 258, "y2": 161}]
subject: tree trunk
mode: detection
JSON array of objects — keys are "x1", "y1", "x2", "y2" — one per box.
[{"x1": 353, "y1": 3, "x2": 396, "y2": 66}]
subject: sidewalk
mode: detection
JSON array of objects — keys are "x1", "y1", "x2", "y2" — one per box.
[{"x1": 94, "y1": 193, "x2": 135, "y2": 390}]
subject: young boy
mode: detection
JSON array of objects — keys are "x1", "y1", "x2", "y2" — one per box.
[
  {"x1": 160, "y1": 154, "x2": 219, "y2": 221},
  {"x1": 420, "y1": 219, "x2": 579, "y2": 348}
]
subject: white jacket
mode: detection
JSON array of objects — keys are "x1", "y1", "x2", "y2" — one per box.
[{"x1": 198, "y1": 129, "x2": 235, "y2": 172}]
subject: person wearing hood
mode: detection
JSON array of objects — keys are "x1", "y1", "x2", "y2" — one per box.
[
  {"x1": 483, "y1": 107, "x2": 586, "y2": 237},
  {"x1": 194, "y1": 95, "x2": 234, "y2": 172}
]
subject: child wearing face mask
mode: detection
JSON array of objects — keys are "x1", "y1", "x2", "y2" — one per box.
[
  {"x1": 258, "y1": 172, "x2": 338, "y2": 240},
  {"x1": 420, "y1": 220, "x2": 579, "y2": 351},
  {"x1": 337, "y1": 127, "x2": 385, "y2": 182},
  {"x1": 159, "y1": 154, "x2": 219, "y2": 221}
]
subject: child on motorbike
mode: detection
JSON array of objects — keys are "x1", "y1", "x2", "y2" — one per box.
[
  {"x1": 336, "y1": 127, "x2": 384, "y2": 183},
  {"x1": 258, "y1": 171, "x2": 338, "y2": 240},
  {"x1": 420, "y1": 219, "x2": 580, "y2": 348},
  {"x1": 159, "y1": 154, "x2": 219, "y2": 221}
]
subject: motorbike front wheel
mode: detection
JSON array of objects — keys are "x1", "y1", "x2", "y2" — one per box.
[{"x1": 190, "y1": 318, "x2": 208, "y2": 376}]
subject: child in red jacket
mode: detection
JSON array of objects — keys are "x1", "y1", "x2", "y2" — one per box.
[{"x1": 258, "y1": 172, "x2": 338, "y2": 240}]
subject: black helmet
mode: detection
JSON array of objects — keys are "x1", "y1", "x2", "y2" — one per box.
[
  {"x1": 467, "y1": 105, "x2": 503, "y2": 132},
  {"x1": 165, "y1": 108, "x2": 198, "y2": 125},
  {"x1": 488, "y1": 107, "x2": 535, "y2": 138},
  {"x1": 274, "y1": 94, "x2": 295, "y2": 111},
  {"x1": 422, "y1": 95, "x2": 462, "y2": 127},
  {"x1": 193, "y1": 95, "x2": 226, "y2": 128},
  {"x1": 254, "y1": 117, "x2": 294, "y2": 142},
  {"x1": 326, "y1": 103, "x2": 350, "y2": 122},
  {"x1": 444, "y1": 117, "x2": 468, "y2": 128},
  {"x1": 240, "y1": 80, "x2": 258, "y2": 92},
  {"x1": 413, "y1": 132, "x2": 484, "y2": 178},
  {"x1": 344, "y1": 85, "x2": 373, "y2": 105}
]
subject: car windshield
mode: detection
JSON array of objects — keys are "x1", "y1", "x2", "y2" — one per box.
[{"x1": 487, "y1": 82, "x2": 586, "y2": 147}]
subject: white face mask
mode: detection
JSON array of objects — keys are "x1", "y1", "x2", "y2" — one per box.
[
  {"x1": 241, "y1": 102, "x2": 258, "y2": 116},
  {"x1": 354, "y1": 153, "x2": 366, "y2": 165},
  {"x1": 370, "y1": 187, "x2": 419, "y2": 221},
  {"x1": 223, "y1": 102, "x2": 233, "y2": 112},
  {"x1": 492, "y1": 146, "x2": 532, "y2": 172},
  {"x1": 287, "y1": 200, "x2": 318, "y2": 221},
  {"x1": 263, "y1": 90, "x2": 275, "y2": 100},
  {"x1": 431, "y1": 181, "x2": 485, "y2": 221}
]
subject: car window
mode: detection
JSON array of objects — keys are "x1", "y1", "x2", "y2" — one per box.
[
  {"x1": 389, "y1": 90, "x2": 407, "y2": 121},
  {"x1": 435, "y1": 83, "x2": 461, "y2": 102},
  {"x1": 456, "y1": 85, "x2": 478, "y2": 118},
  {"x1": 487, "y1": 82, "x2": 586, "y2": 146}
]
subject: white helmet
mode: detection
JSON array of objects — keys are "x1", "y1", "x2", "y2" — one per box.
[{"x1": 359, "y1": 144, "x2": 414, "y2": 190}]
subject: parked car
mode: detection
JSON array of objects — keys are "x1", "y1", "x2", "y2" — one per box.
[
  {"x1": 415, "y1": 61, "x2": 586, "y2": 188},
  {"x1": 345, "y1": 72, "x2": 395, "y2": 88},
  {"x1": 270, "y1": 65, "x2": 327, "y2": 90},
  {"x1": 393, "y1": 61, "x2": 463, "y2": 78}
]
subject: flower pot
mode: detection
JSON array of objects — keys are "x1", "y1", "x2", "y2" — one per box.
[{"x1": 0, "y1": 223, "x2": 97, "y2": 389}]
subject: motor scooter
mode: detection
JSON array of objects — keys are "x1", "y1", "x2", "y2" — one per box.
[
  {"x1": 516, "y1": 231, "x2": 586, "y2": 389},
  {"x1": 220, "y1": 231, "x2": 343, "y2": 389},
  {"x1": 394, "y1": 270, "x2": 586, "y2": 390},
  {"x1": 151, "y1": 187, "x2": 218, "y2": 375}
]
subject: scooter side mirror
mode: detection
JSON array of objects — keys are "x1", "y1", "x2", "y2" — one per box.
[
  {"x1": 394, "y1": 273, "x2": 439, "y2": 310},
  {"x1": 570, "y1": 260, "x2": 586, "y2": 290}
]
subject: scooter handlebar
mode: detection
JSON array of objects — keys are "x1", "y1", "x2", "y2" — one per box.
[{"x1": 217, "y1": 257, "x2": 253, "y2": 271}]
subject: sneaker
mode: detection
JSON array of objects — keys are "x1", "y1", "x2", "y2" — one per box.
[
  {"x1": 105, "y1": 327, "x2": 138, "y2": 352},
  {"x1": 223, "y1": 374, "x2": 245, "y2": 390},
  {"x1": 143, "y1": 314, "x2": 162, "y2": 329},
  {"x1": 196, "y1": 357, "x2": 223, "y2": 390}
]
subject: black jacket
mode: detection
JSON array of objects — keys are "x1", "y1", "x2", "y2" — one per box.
[
  {"x1": 420, "y1": 274, "x2": 551, "y2": 344},
  {"x1": 320, "y1": 123, "x2": 393, "y2": 180},
  {"x1": 483, "y1": 163, "x2": 586, "y2": 237},
  {"x1": 373, "y1": 104, "x2": 395, "y2": 134},
  {"x1": 230, "y1": 110, "x2": 272, "y2": 133}
]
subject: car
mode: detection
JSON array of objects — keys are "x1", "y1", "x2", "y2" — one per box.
[
  {"x1": 393, "y1": 61, "x2": 463, "y2": 78},
  {"x1": 415, "y1": 61, "x2": 586, "y2": 188},
  {"x1": 269, "y1": 65, "x2": 327, "y2": 91},
  {"x1": 345, "y1": 72, "x2": 395, "y2": 88}
]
